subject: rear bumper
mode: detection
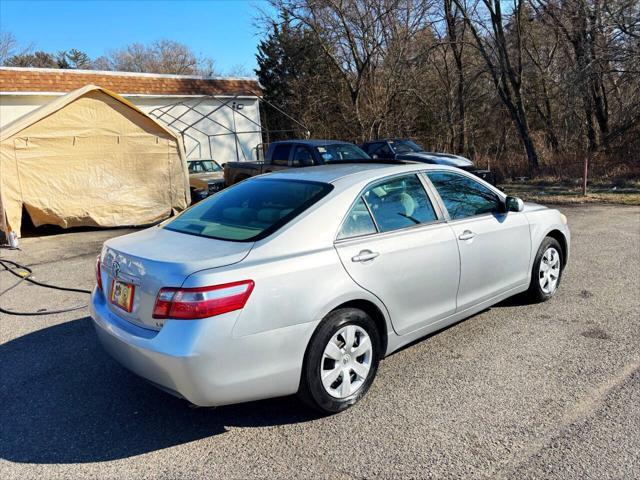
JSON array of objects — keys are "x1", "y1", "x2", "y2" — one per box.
[{"x1": 90, "y1": 288, "x2": 315, "y2": 406}]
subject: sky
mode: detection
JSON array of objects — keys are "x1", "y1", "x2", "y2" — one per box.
[{"x1": 0, "y1": 0, "x2": 275, "y2": 76}]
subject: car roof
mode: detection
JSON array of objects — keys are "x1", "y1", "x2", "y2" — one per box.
[
  {"x1": 362, "y1": 138, "x2": 415, "y2": 144},
  {"x1": 270, "y1": 139, "x2": 354, "y2": 147},
  {"x1": 261, "y1": 162, "x2": 442, "y2": 185}
]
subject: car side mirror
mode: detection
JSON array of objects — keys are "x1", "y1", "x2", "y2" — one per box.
[{"x1": 506, "y1": 196, "x2": 524, "y2": 212}]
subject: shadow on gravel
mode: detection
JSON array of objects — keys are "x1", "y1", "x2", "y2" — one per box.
[
  {"x1": 0, "y1": 317, "x2": 319, "y2": 464},
  {"x1": 494, "y1": 293, "x2": 532, "y2": 308}
]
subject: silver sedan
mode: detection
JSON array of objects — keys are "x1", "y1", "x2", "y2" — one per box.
[{"x1": 91, "y1": 163, "x2": 570, "y2": 414}]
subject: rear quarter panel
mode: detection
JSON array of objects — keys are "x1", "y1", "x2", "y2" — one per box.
[{"x1": 180, "y1": 184, "x2": 394, "y2": 340}]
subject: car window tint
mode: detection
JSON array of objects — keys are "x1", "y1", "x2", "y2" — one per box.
[
  {"x1": 363, "y1": 175, "x2": 437, "y2": 232},
  {"x1": 337, "y1": 197, "x2": 377, "y2": 239},
  {"x1": 201, "y1": 160, "x2": 222, "y2": 172},
  {"x1": 371, "y1": 143, "x2": 393, "y2": 157},
  {"x1": 292, "y1": 146, "x2": 314, "y2": 166},
  {"x1": 365, "y1": 142, "x2": 382, "y2": 155},
  {"x1": 271, "y1": 144, "x2": 292, "y2": 166},
  {"x1": 389, "y1": 140, "x2": 423, "y2": 153},
  {"x1": 315, "y1": 144, "x2": 369, "y2": 162},
  {"x1": 165, "y1": 179, "x2": 332, "y2": 241},
  {"x1": 427, "y1": 171, "x2": 501, "y2": 220}
]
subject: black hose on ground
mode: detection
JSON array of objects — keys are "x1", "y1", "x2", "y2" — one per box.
[{"x1": 0, "y1": 258, "x2": 92, "y2": 316}]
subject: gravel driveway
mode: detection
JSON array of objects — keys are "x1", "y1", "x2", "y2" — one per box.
[{"x1": 1, "y1": 205, "x2": 638, "y2": 479}]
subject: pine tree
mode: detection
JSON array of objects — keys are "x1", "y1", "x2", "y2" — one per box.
[
  {"x1": 256, "y1": 18, "x2": 297, "y2": 140},
  {"x1": 66, "y1": 49, "x2": 92, "y2": 69}
]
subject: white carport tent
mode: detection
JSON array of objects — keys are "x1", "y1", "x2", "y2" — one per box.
[{"x1": 0, "y1": 84, "x2": 190, "y2": 237}]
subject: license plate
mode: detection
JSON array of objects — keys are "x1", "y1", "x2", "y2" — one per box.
[{"x1": 110, "y1": 279, "x2": 135, "y2": 313}]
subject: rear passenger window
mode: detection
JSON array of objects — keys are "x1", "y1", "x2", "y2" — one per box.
[
  {"x1": 363, "y1": 175, "x2": 437, "y2": 232},
  {"x1": 338, "y1": 198, "x2": 377, "y2": 239},
  {"x1": 271, "y1": 144, "x2": 292, "y2": 166}
]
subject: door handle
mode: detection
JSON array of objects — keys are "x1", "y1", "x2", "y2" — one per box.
[
  {"x1": 351, "y1": 250, "x2": 379, "y2": 263},
  {"x1": 458, "y1": 230, "x2": 476, "y2": 241}
]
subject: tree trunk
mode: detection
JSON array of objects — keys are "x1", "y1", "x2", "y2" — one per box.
[{"x1": 445, "y1": 0, "x2": 467, "y2": 155}]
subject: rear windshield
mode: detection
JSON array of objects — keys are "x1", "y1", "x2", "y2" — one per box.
[{"x1": 165, "y1": 179, "x2": 333, "y2": 241}]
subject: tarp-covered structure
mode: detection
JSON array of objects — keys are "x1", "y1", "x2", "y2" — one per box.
[{"x1": 0, "y1": 84, "x2": 190, "y2": 237}]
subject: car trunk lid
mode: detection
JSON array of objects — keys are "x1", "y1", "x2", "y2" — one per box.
[{"x1": 100, "y1": 227, "x2": 253, "y2": 330}]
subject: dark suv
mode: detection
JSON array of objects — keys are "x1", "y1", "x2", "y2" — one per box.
[{"x1": 361, "y1": 139, "x2": 493, "y2": 183}]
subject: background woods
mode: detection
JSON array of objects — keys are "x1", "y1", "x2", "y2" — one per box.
[
  {"x1": 2, "y1": 1, "x2": 638, "y2": 180},
  {"x1": 258, "y1": 0, "x2": 640, "y2": 179}
]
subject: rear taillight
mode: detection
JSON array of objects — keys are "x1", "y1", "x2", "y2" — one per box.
[
  {"x1": 95, "y1": 256, "x2": 103, "y2": 292},
  {"x1": 152, "y1": 280, "x2": 254, "y2": 320}
]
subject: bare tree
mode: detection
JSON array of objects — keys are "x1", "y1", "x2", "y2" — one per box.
[
  {"x1": 522, "y1": 12, "x2": 561, "y2": 152},
  {"x1": 94, "y1": 39, "x2": 216, "y2": 76},
  {"x1": 444, "y1": 0, "x2": 468, "y2": 153},
  {"x1": 0, "y1": 32, "x2": 32, "y2": 65},
  {"x1": 534, "y1": 0, "x2": 640, "y2": 155},
  {"x1": 453, "y1": 0, "x2": 540, "y2": 172},
  {"x1": 270, "y1": 0, "x2": 433, "y2": 141},
  {"x1": 5, "y1": 51, "x2": 59, "y2": 68},
  {"x1": 258, "y1": 0, "x2": 639, "y2": 177},
  {"x1": 0, "y1": 32, "x2": 18, "y2": 64}
]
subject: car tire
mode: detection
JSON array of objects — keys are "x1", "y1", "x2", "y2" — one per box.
[
  {"x1": 299, "y1": 308, "x2": 381, "y2": 414},
  {"x1": 526, "y1": 236, "x2": 564, "y2": 302}
]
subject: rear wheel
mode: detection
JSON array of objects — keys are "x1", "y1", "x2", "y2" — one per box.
[
  {"x1": 299, "y1": 308, "x2": 381, "y2": 414},
  {"x1": 526, "y1": 237, "x2": 563, "y2": 302}
]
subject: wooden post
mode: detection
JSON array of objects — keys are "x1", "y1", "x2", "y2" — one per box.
[{"x1": 582, "y1": 155, "x2": 589, "y2": 196}]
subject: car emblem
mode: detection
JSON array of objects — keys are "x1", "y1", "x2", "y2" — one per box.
[{"x1": 112, "y1": 261, "x2": 120, "y2": 279}]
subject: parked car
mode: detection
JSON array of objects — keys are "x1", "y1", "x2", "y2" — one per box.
[
  {"x1": 223, "y1": 139, "x2": 370, "y2": 186},
  {"x1": 361, "y1": 138, "x2": 494, "y2": 183},
  {"x1": 92, "y1": 163, "x2": 569, "y2": 414},
  {"x1": 188, "y1": 159, "x2": 225, "y2": 203}
]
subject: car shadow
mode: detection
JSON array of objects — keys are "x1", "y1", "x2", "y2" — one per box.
[
  {"x1": 0, "y1": 317, "x2": 320, "y2": 464},
  {"x1": 494, "y1": 292, "x2": 532, "y2": 308},
  {"x1": 389, "y1": 293, "x2": 534, "y2": 357}
]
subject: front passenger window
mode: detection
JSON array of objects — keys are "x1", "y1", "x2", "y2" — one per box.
[{"x1": 427, "y1": 171, "x2": 501, "y2": 220}]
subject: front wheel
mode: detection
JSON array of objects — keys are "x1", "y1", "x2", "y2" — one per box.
[
  {"x1": 526, "y1": 237, "x2": 563, "y2": 302},
  {"x1": 299, "y1": 308, "x2": 381, "y2": 414}
]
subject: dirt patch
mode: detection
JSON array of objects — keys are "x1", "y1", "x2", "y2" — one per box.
[{"x1": 581, "y1": 328, "x2": 611, "y2": 340}]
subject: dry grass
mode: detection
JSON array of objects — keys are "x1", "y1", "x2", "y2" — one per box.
[{"x1": 500, "y1": 182, "x2": 640, "y2": 205}]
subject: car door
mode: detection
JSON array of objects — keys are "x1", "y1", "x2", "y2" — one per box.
[
  {"x1": 426, "y1": 171, "x2": 531, "y2": 311},
  {"x1": 334, "y1": 173, "x2": 460, "y2": 336}
]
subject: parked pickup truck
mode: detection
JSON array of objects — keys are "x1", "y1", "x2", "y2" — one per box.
[
  {"x1": 224, "y1": 140, "x2": 370, "y2": 186},
  {"x1": 361, "y1": 138, "x2": 494, "y2": 183}
]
